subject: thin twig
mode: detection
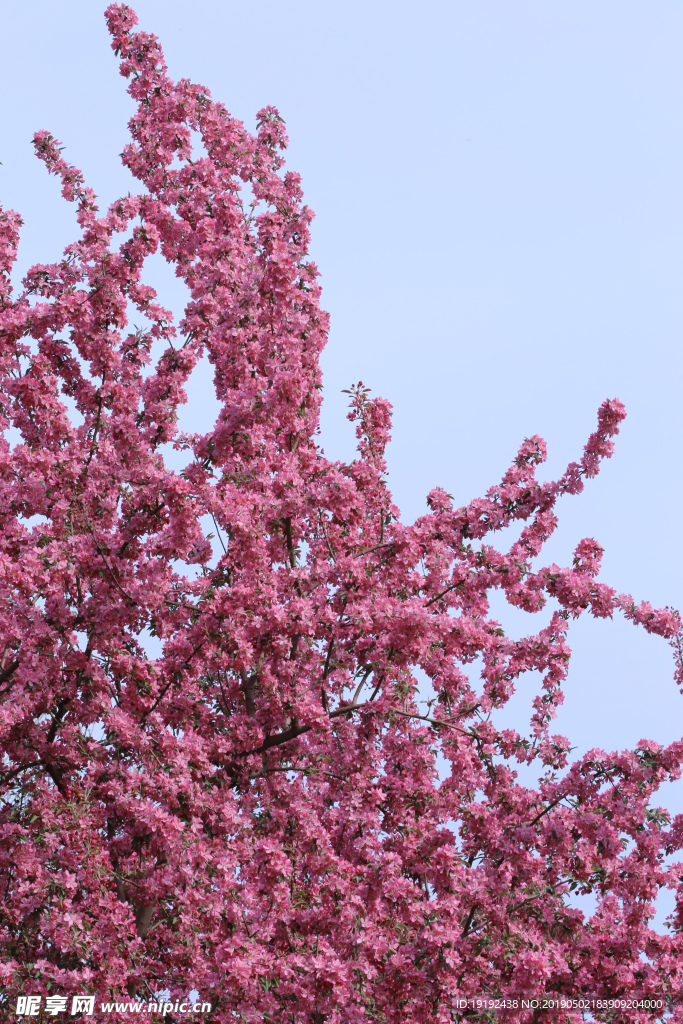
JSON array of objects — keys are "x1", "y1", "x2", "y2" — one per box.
[
  {"x1": 425, "y1": 580, "x2": 463, "y2": 608},
  {"x1": 391, "y1": 708, "x2": 472, "y2": 737},
  {"x1": 210, "y1": 513, "x2": 228, "y2": 554},
  {"x1": 251, "y1": 766, "x2": 343, "y2": 781},
  {"x1": 526, "y1": 793, "x2": 566, "y2": 828},
  {"x1": 357, "y1": 540, "x2": 395, "y2": 556},
  {"x1": 320, "y1": 517, "x2": 337, "y2": 562},
  {"x1": 351, "y1": 666, "x2": 372, "y2": 706}
]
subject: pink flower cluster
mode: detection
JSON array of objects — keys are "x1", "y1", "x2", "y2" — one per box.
[{"x1": 1, "y1": 6, "x2": 683, "y2": 1021}]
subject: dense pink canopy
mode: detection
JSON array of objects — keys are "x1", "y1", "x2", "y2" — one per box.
[{"x1": 1, "y1": 6, "x2": 683, "y2": 1021}]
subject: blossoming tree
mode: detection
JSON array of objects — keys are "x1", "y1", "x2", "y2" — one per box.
[{"x1": 2, "y1": 6, "x2": 683, "y2": 1021}]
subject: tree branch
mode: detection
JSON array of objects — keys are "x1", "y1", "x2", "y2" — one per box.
[
  {"x1": 241, "y1": 699, "x2": 366, "y2": 758},
  {"x1": 391, "y1": 708, "x2": 473, "y2": 737},
  {"x1": 425, "y1": 580, "x2": 463, "y2": 608}
]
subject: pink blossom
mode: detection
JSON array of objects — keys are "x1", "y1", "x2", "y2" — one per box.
[{"x1": 0, "y1": 5, "x2": 682, "y2": 1021}]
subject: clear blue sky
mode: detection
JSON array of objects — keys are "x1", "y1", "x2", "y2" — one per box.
[{"x1": 3, "y1": 1, "x2": 683, "y2": 823}]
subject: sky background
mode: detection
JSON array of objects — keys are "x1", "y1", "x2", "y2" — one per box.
[{"x1": 2, "y1": 0, "x2": 683, "y2": 860}]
